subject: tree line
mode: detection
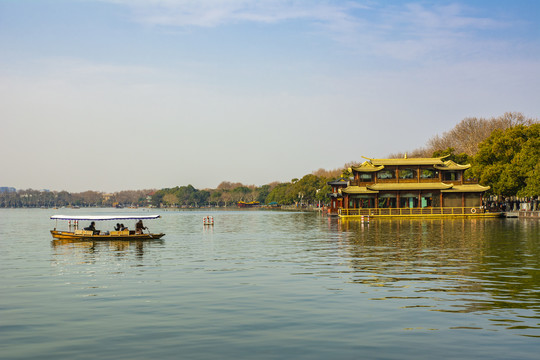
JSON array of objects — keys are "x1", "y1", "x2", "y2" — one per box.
[
  {"x1": 0, "y1": 177, "x2": 333, "y2": 208},
  {"x1": 0, "y1": 189, "x2": 153, "y2": 208},
  {"x1": 1, "y1": 112, "x2": 537, "y2": 208},
  {"x1": 151, "y1": 176, "x2": 331, "y2": 208}
]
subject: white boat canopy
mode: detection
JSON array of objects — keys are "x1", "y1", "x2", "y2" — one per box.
[{"x1": 51, "y1": 214, "x2": 161, "y2": 221}]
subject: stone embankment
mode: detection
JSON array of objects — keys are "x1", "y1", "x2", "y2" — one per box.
[
  {"x1": 519, "y1": 211, "x2": 540, "y2": 218},
  {"x1": 280, "y1": 205, "x2": 322, "y2": 212}
]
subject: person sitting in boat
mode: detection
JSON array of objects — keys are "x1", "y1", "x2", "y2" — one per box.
[
  {"x1": 84, "y1": 221, "x2": 96, "y2": 231},
  {"x1": 84, "y1": 221, "x2": 99, "y2": 235},
  {"x1": 120, "y1": 223, "x2": 128, "y2": 231},
  {"x1": 114, "y1": 223, "x2": 121, "y2": 231},
  {"x1": 135, "y1": 220, "x2": 147, "y2": 234}
]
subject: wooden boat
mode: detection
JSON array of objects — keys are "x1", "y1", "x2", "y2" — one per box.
[
  {"x1": 237, "y1": 201, "x2": 260, "y2": 208},
  {"x1": 50, "y1": 214, "x2": 165, "y2": 240}
]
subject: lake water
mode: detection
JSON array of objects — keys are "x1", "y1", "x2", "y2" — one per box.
[{"x1": 1, "y1": 208, "x2": 539, "y2": 359}]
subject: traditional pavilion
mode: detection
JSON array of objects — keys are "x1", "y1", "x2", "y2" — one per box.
[
  {"x1": 327, "y1": 177, "x2": 348, "y2": 215},
  {"x1": 331, "y1": 155, "x2": 498, "y2": 218}
]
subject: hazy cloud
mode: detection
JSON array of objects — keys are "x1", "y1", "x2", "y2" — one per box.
[
  {"x1": 101, "y1": 1, "x2": 498, "y2": 30},
  {"x1": 102, "y1": 0, "x2": 359, "y2": 27},
  {"x1": 98, "y1": 0, "x2": 519, "y2": 62}
]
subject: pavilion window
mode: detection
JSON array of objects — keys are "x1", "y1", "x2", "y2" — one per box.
[
  {"x1": 379, "y1": 193, "x2": 397, "y2": 208},
  {"x1": 420, "y1": 168, "x2": 439, "y2": 179},
  {"x1": 443, "y1": 193, "x2": 461, "y2": 207},
  {"x1": 377, "y1": 170, "x2": 395, "y2": 180},
  {"x1": 465, "y1": 193, "x2": 481, "y2": 207},
  {"x1": 359, "y1": 173, "x2": 372, "y2": 181},
  {"x1": 353, "y1": 195, "x2": 375, "y2": 208},
  {"x1": 443, "y1": 171, "x2": 460, "y2": 181},
  {"x1": 362, "y1": 198, "x2": 374, "y2": 208},
  {"x1": 421, "y1": 193, "x2": 433, "y2": 208},
  {"x1": 399, "y1": 193, "x2": 418, "y2": 208},
  {"x1": 398, "y1": 168, "x2": 416, "y2": 179},
  {"x1": 432, "y1": 193, "x2": 441, "y2": 207}
]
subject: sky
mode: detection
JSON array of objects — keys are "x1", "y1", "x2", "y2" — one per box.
[{"x1": 1, "y1": 0, "x2": 539, "y2": 193}]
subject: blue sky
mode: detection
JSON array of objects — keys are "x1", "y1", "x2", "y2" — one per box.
[{"x1": 1, "y1": 0, "x2": 539, "y2": 192}]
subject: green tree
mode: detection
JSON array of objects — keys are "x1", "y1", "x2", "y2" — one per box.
[
  {"x1": 523, "y1": 163, "x2": 540, "y2": 196},
  {"x1": 151, "y1": 190, "x2": 165, "y2": 207},
  {"x1": 209, "y1": 190, "x2": 222, "y2": 206},
  {"x1": 256, "y1": 185, "x2": 271, "y2": 204},
  {"x1": 197, "y1": 190, "x2": 210, "y2": 205},
  {"x1": 471, "y1": 123, "x2": 540, "y2": 196},
  {"x1": 264, "y1": 174, "x2": 331, "y2": 205},
  {"x1": 163, "y1": 193, "x2": 178, "y2": 207},
  {"x1": 316, "y1": 184, "x2": 332, "y2": 204},
  {"x1": 514, "y1": 131, "x2": 540, "y2": 196},
  {"x1": 265, "y1": 183, "x2": 291, "y2": 205}
]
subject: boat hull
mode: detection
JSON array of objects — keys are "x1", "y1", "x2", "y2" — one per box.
[
  {"x1": 340, "y1": 213, "x2": 503, "y2": 220},
  {"x1": 338, "y1": 207, "x2": 503, "y2": 219},
  {"x1": 50, "y1": 230, "x2": 165, "y2": 240}
]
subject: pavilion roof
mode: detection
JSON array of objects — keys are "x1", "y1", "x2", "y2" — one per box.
[
  {"x1": 348, "y1": 155, "x2": 473, "y2": 170},
  {"x1": 350, "y1": 161, "x2": 384, "y2": 172},
  {"x1": 434, "y1": 160, "x2": 471, "y2": 170},
  {"x1": 327, "y1": 178, "x2": 349, "y2": 186},
  {"x1": 367, "y1": 183, "x2": 454, "y2": 191},
  {"x1": 441, "y1": 184, "x2": 490, "y2": 193},
  {"x1": 341, "y1": 186, "x2": 379, "y2": 195},
  {"x1": 361, "y1": 155, "x2": 449, "y2": 166}
]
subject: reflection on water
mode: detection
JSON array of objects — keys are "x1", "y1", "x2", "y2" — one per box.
[
  {"x1": 51, "y1": 239, "x2": 165, "y2": 268},
  {"x1": 51, "y1": 238, "x2": 165, "y2": 260},
  {"x1": 331, "y1": 218, "x2": 540, "y2": 335}
]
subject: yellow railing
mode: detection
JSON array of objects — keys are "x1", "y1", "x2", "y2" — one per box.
[{"x1": 339, "y1": 207, "x2": 490, "y2": 217}]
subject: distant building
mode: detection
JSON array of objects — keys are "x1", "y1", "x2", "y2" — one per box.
[{"x1": 0, "y1": 187, "x2": 16, "y2": 193}]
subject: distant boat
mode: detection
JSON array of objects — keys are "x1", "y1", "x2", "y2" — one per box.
[
  {"x1": 237, "y1": 201, "x2": 260, "y2": 208},
  {"x1": 50, "y1": 214, "x2": 165, "y2": 240}
]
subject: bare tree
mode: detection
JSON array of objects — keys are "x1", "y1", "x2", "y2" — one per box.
[
  {"x1": 217, "y1": 181, "x2": 244, "y2": 190},
  {"x1": 396, "y1": 112, "x2": 538, "y2": 157},
  {"x1": 312, "y1": 167, "x2": 343, "y2": 179}
]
